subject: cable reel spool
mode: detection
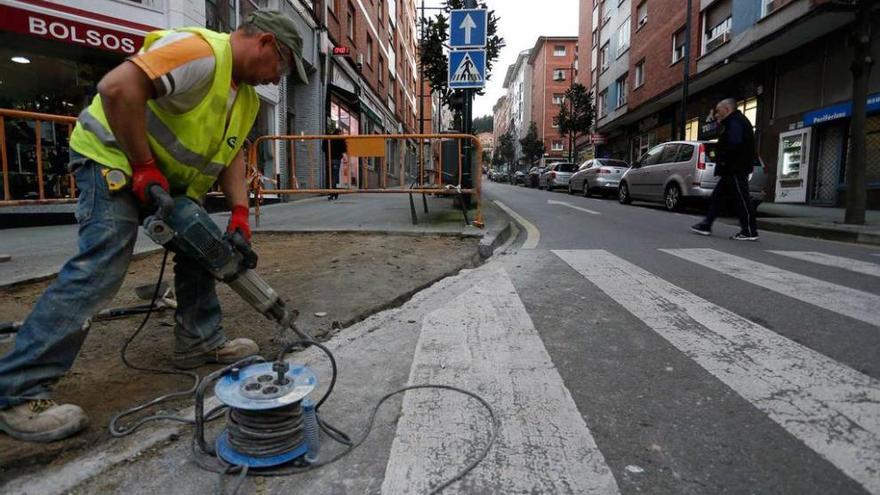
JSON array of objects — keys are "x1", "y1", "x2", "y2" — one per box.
[{"x1": 213, "y1": 360, "x2": 320, "y2": 468}]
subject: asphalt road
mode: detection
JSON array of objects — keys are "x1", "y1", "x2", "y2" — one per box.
[{"x1": 6, "y1": 180, "x2": 879, "y2": 495}]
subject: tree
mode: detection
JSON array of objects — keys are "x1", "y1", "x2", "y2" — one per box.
[
  {"x1": 420, "y1": 1, "x2": 505, "y2": 108},
  {"x1": 556, "y1": 83, "x2": 595, "y2": 162},
  {"x1": 495, "y1": 127, "x2": 516, "y2": 178},
  {"x1": 519, "y1": 121, "x2": 545, "y2": 167},
  {"x1": 473, "y1": 115, "x2": 494, "y2": 133}
]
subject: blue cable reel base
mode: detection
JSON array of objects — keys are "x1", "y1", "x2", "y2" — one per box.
[{"x1": 214, "y1": 362, "x2": 319, "y2": 468}]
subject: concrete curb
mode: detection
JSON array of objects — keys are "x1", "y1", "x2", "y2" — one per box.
[{"x1": 757, "y1": 219, "x2": 880, "y2": 246}]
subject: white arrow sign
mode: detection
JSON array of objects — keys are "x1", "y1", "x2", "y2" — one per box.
[
  {"x1": 547, "y1": 199, "x2": 601, "y2": 215},
  {"x1": 459, "y1": 13, "x2": 477, "y2": 45}
]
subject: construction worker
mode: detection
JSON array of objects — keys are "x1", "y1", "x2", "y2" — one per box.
[{"x1": 0, "y1": 10, "x2": 310, "y2": 443}]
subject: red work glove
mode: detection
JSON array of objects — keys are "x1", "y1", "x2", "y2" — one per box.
[
  {"x1": 130, "y1": 158, "x2": 169, "y2": 205},
  {"x1": 227, "y1": 205, "x2": 251, "y2": 243}
]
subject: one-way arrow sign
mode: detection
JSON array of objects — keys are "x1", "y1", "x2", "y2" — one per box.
[
  {"x1": 448, "y1": 50, "x2": 486, "y2": 89},
  {"x1": 449, "y1": 9, "x2": 487, "y2": 48}
]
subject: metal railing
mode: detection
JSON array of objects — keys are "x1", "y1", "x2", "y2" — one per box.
[
  {"x1": 247, "y1": 133, "x2": 484, "y2": 227},
  {"x1": 0, "y1": 109, "x2": 78, "y2": 206}
]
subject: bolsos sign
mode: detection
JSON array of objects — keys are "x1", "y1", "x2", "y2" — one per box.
[{"x1": 0, "y1": 4, "x2": 145, "y2": 55}]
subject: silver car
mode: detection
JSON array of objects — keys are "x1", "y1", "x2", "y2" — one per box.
[
  {"x1": 539, "y1": 162, "x2": 578, "y2": 190},
  {"x1": 568, "y1": 159, "x2": 629, "y2": 197},
  {"x1": 618, "y1": 141, "x2": 766, "y2": 211}
]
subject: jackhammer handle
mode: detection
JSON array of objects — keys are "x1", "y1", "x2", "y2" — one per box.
[{"x1": 148, "y1": 184, "x2": 174, "y2": 221}]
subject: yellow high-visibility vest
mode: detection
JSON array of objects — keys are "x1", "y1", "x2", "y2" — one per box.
[{"x1": 70, "y1": 27, "x2": 259, "y2": 201}]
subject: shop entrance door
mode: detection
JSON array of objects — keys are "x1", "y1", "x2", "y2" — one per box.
[
  {"x1": 811, "y1": 125, "x2": 844, "y2": 205},
  {"x1": 775, "y1": 128, "x2": 811, "y2": 203}
]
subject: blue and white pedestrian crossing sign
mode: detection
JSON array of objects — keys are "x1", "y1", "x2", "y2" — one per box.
[
  {"x1": 449, "y1": 9, "x2": 488, "y2": 48},
  {"x1": 448, "y1": 50, "x2": 486, "y2": 89}
]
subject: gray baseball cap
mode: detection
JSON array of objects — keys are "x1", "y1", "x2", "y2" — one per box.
[{"x1": 247, "y1": 9, "x2": 309, "y2": 84}]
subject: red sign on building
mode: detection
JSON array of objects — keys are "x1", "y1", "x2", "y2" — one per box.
[
  {"x1": 0, "y1": 2, "x2": 147, "y2": 55},
  {"x1": 332, "y1": 46, "x2": 351, "y2": 56}
]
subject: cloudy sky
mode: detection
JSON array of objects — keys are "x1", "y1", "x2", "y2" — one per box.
[{"x1": 467, "y1": 0, "x2": 581, "y2": 117}]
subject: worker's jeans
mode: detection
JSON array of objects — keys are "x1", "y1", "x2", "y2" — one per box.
[{"x1": 0, "y1": 156, "x2": 226, "y2": 409}]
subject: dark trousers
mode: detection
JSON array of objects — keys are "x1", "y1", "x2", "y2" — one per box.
[{"x1": 700, "y1": 173, "x2": 758, "y2": 236}]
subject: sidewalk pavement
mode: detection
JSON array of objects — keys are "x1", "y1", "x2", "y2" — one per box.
[
  {"x1": 757, "y1": 202, "x2": 880, "y2": 246},
  {"x1": 0, "y1": 193, "x2": 510, "y2": 288}
]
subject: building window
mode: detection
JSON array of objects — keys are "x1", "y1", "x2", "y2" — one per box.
[
  {"x1": 634, "y1": 59, "x2": 645, "y2": 87},
  {"x1": 703, "y1": 0, "x2": 732, "y2": 54},
  {"x1": 553, "y1": 93, "x2": 565, "y2": 105},
  {"x1": 672, "y1": 28, "x2": 686, "y2": 63},
  {"x1": 553, "y1": 69, "x2": 566, "y2": 81},
  {"x1": 366, "y1": 34, "x2": 373, "y2": 66},
  {"x1": 601, "y1": 1, "x2": 611, "y2": 25},
  {"x1": 378, "y1": 55, "x2": 385, "y2": 84},
  {"x1": 552, "y1": 117, "x2": 559, "y2": 128},
  {"x1": 552, "y1": 140, "x2": 564, "y2": 151},
  {"x1": 616, "y1": 17, "x2": 630, "y2": 57},
  {"x1": 378, "y1": 0, "x2": 383, "y2": 21},
  {"x1": 762, "y1": 0, "x2": 777, "y2": 17},
  {"x1": 597, "y1": 89, "x2": 608, "y2": 118},
  {"x1": 600, "y1": 42, "x2": 610, "y2": 71},
  {"x1": 615, "y1": 74, "x2": 628, "y2": 108},
  {"x1": 328, "y1": 0, "x2": 336, "y2": 14},
  {"x1": 554, "y1": 45, "x2": 567, "y2": 56},
  {"x1": 637, "y1": 1, "x2": 647, "y2": 29},
  {"x1": 347, "y1": 2, "x2": 355, "y2": 39}
]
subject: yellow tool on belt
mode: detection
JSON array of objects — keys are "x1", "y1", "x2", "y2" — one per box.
[{"x1": 101, "y1": 168, "x2": 129, "y2": 192}]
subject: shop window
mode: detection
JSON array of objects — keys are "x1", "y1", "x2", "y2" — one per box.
[
  {"x1": 672, "y1": 29, "x2": 686, "y2": 64},
  {"x1": 737, "y1": 97, "x2": 758, "y2": 131},
  {"x1": 685, "y1": 118, "x2": 699, "y2": 141},
  {"x1": 616, "y1": 17, "x2": 630, "y2": 58},
  {"x1": 634, "y1": 59, "x2": 645, "y2": 88}
]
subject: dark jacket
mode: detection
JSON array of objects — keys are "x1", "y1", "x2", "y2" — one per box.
[{"x1": 715, "y1": 110, "x2": 756, "y2": 177}]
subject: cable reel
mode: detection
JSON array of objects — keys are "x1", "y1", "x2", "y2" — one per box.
[{"x1": 205, "y1": 358, "x2": 321, "y2": 469}]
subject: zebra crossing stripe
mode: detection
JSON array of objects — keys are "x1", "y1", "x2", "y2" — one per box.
[
  {"x1": 381, "y1": 267, "x2": 620, "y2": 494},
  {"x1": 768, "y1": 250, "x2": 880, "y2": 278},
  {"x1": 661, "y1": 248, "x2": 880, "y2": 327},
  {"x1": 554, "y1": 249, "x2": 880, "y2": 495}
]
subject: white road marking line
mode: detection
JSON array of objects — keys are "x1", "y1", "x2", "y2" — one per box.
[
  {"x1": 381, "y1": 267, "x2": 620, "y2": 495},
  {"x1": 554, "y1": 249, "x2": 880, "y2": 494},
  {"x1": 493, "y1": 200, "x2": 540, "y2": 249},
  {"x1": 768, "y1": 251, "x2": 880, "y2": 278},
  {"x1": 661, "y1": 248, "x2": 880, "y2": 327},
  {"x1": 547, "y1": 199, "x2": 601, "y2": 215}
]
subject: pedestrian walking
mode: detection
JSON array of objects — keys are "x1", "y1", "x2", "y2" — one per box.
[
  {"x1": 0, "y1": 10, "x2": 309, "y2": 443},
  {"x1": 325, "y1": 127, "x2": 347, "y2": 200},
  {"x1": 690, "y1": 98, "x2": 760, "y2": 241}
]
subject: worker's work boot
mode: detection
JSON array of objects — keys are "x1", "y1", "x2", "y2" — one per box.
[
  {"x1": 173, "y1": 338, "x2": 260, "y2": 369},
  {"x1": 0, "y1": 400, "x2": 88, "y2": 442}
]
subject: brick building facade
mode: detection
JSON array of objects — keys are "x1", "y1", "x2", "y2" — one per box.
[{"x1": 529, "y1": 36, "x2": 579, "y2": 161}]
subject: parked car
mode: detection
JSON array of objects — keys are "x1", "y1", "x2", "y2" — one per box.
[
  {"x1": 617, "y1": 141, "x2": 766, "y2": 211},
  {"x1": 527, "y1": 166, "x2": 545, "y2": 188},
  {"x1": 539, "y1": 162, "x2": 578, "y2": 190},
  {"x1": 513, "y1": 170, "x2": 527, "y2": 185},
  {"x1": 568, "y1": 158, "x2": 629, "y2": 197}
]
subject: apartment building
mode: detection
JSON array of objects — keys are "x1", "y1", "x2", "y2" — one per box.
[
  {"x1": 581, "y1": 0, "x2": 879, "y2": 206},
  {"x1": 528, "y1": 36, "x2": 578, "y2": 161},
  {"x1": 492, "y1": 94, "x2": 510, "y2": 156},
  {"x1": 501, "y1": 49, "x2": 532, "y2": 168}
]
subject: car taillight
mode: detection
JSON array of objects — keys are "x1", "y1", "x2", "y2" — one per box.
[
  {"x1": 550, "y1": 172, "x2": 556, "y2": 180},
  {"x1": 697, "y1": 144, "x2": 706, "y2": 170}
]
